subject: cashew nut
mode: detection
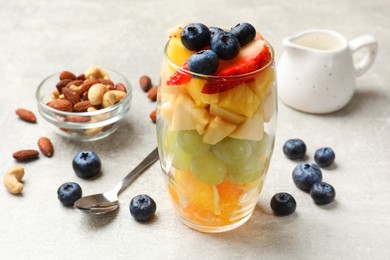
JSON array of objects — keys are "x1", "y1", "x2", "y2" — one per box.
[
  {"x1": 3, "y1": 166, "x2": 25, "y2": 194},
  {"x1": 88, "y1": 83, "x2": 108, "y2": 105},
  {"x1": 84, "y1": 107, "x2": 109, "y2": 136},
  {"x1": 102, "y1": 90, "x2": 126, "y2": 108},
  {"x1": 84, "y1": 66, "x2": 110, "y2": 80}
]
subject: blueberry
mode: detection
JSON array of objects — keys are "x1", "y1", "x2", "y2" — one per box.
[
  {"x1": 72, "y1": 150, "x2": 101, "y2": 179},
  {"x1": 57, "y1": 182, "x2": 82, "y2": 206},
  {"x1": 283, "y1": 139, "x2": 306, "y2": 159},
  {"x1": 310, "y1": 182, "x2": 336, "y2": 205},
  {"x1": 188, "y1": 50, "x2": 219, "y2": 75},
  {"x1": 130, "y1": 194, "x2": 157, "y2": 222},
  {"x1": 180, "y1": 23, "x2": 210, "y2": 51},
  {"x1": 292, "y1": 162, "x2": 322, "y2": 191},
  {"x1": 230, "y1": 22, "x2": 256, "y2": 46},
  {"x1": 270, "y1": 192, "x2": 296, "y2": 216},
  {"x1": 210, "y1": 32, "x2": 240, "y2": 60},
  {"x1": 314, "y1": 147, "x2": 336, "y2": 167},
  {"x1": 209, "y1": 27, "x2": 224, "y2": 39}
]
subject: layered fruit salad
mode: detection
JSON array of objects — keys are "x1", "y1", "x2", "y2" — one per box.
[{"x1": 157, "y1": 22, "x2": 276, "y2": 231}]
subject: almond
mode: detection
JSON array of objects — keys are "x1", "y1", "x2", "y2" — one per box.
[
  {"x1": 73, "y1": 100, "x2": 92, "y2": 112},
  {"x1": 65, "y1": 115, "x2": 90, "y2": 123},
  {"x1": 78, "y1": 78, "x2": 100, "y2": 96},
  {"x1": 62, "y1": 87, "x2": 81, "y2": 104},
  {"x1": 77, "y1": 74, "x2": 86, "y2": 80},
  {"x1": 115, "y1": 82, "x2": 127, "y2": 93},
  {"x1": 139, "y1": 75, "x2": 152, "y2": 92},
  {"x1": 98, "y1": 78, "x2": 114, "y2": 86},
  {"x1": 150, "y1": 109, "x2": 156, "y2": 123},
  {"x1": 147, "y1": 86, "x2": 158, "y2": 101},
  {"x1": 16, "y1": 108, "x2": 37, "y2": 123},
  {"x1": 47, "y1": 99, "x2": 73, "y2": 112},
  {"x1": 13, "y1": 149, "x2": 39, "y2": 161},
  {"x1": 56, "y1": 79, "x2": 72, "y2": 92},
  {"x1": 37, "y1": 137, "x2": 54, "y2": 157},
  {"x1": 60, "y1": 71, "x2": 76, "y2": 81}
]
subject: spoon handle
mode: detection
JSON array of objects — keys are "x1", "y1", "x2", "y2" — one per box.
[{"x1": 114, "y1": 147, "x2": 159, "y2": 194}]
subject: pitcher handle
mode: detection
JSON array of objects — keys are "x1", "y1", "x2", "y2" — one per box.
[{"x1": 349, "y1": 35, "x2": 378, "y2": 77}]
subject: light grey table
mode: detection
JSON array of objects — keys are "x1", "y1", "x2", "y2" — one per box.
[{"x1": 1, "y1": 0, "x2": 389, "y2": 259}]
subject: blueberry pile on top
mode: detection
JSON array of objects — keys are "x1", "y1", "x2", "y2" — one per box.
[{"x1": 181, "y1": 23, "x2": 257, "y2": 75}]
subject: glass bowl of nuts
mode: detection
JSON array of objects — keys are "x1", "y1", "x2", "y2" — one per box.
[{"x1": 36, "y1": 66, "x2": 132, "y2": 141}]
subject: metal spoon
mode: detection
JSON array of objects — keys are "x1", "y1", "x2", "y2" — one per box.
[{"x1": 74, "y1": 147, "x2": 159, "y2": 214}]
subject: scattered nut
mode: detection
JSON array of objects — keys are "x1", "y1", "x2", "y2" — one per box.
[
  {"x1": 84, "y1": 66, "x2": 110, "y2": 80},
  {"x1": 76, "y1": 74, "x2": 86, "y2": 80},
  {"x1": 150, "y1": 109, "x2": 156, "y2": 123},
  {"x1": 37, "y1": 137, "x2": 54, "y2": 157},
  {"x1": 3, "y1": 166, "x2": 25, "y2": 194},
  {"x1": 88, "y1": 83, "x2": 108, "y2": 105},
  {"x1": 15, "y1": 108, "x2": 36, "y2": 123},
  {"x1": 147, "y1": 86, "x2": 158, "y2": 101},
  {"x1": 13, "y1": 149, "x2": 39, "y2": 161},
  {"x1": 60, "y1": 71, "x2": 76, "y2": 81},
  {"x1": 139, "y1": 75, "x2": 152, "y2": 92}
]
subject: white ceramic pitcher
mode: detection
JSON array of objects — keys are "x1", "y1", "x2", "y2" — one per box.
[{"x1": 277, "y1": 29, "x2": 378, "y2": 114}]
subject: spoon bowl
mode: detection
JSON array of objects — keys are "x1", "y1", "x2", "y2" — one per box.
[{"x1": 74, "y1": 148, "x2": 159, "y2": 214}]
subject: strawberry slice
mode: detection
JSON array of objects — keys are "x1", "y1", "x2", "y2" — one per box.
[
  {"x1": 167, "y1": 61, "x2": 192, "y2": 86},
  {"x1": 201, "y1": 40, "x2": 271, "y2": 94}
]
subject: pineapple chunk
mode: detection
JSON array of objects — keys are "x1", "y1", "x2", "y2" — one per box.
[
  {"x1": 249, "y1": 67, "x2": 275, "y2": 101},
  {"x1": 171, "y1": 95, "x2": 211, "y2": 135},
  {"x1": 209, "y1": 104, "x2": 246, "y2": 124},
  {"x1": 229, "y1": 108, "x2": 264, "y2": 141},
  {"x1": 218, "y1": 84, "x2": 261, "y2": 118},
  {"x1": 166, "y1": 37, "x2": 196, "y2": 66},
  {"x1": 203, "y1": 116, "x2": 236, "y2": 145},
  {"x1": 186, "y1": 78, "x2": 219, "y2": 107}
]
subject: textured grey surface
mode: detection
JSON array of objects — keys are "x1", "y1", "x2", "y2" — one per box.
[{"x1": 0, "y1": 0, "x2": 389, "y2": 259}]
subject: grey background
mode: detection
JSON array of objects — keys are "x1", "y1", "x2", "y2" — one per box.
[{"x1": 0, "y1": 0, "x2": 389, "y2": 259}]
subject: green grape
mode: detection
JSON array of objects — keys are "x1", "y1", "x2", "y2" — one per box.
[
  {"x1": 172, "y1": 143, "x2": 192, "y2": 170},
  {"x1": 250, "y1": 132, "x2": 270, "y2": 157},
  {"x1": 177, "y1": 130, "x2": 210, "y2": 155},
  {"x1": 190, "y1": 151, "x2": 227, "y2": 185},
  {"x1": 212, "y1": 137, "x2": 252, "y2": 164},
  {"x1": 226, "y1": 155, "x2": 264, "y2": 184},
  {"x1": 162, "y1": 129, "x2": 177, "y2": 153}
]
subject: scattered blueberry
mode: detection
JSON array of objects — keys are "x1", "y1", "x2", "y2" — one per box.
[
  {"x1": 310, "y1": 182, "x2": 336, "y2": 205},
  {"x1": 72, "y1": 150, "x2": 102, "y2": 179},
  {"x1": 283, "y1": 139, "x2": 307, "y2": 160},
  {"x1": 188, "y1": 50, "x2": 219, "y2": 75},
  {"x1": 57, "y1": 182, "x2": 82, "y2": 206},
  {"x1": 270, "y1": 192, "x2": 297, "y2": 216},
  {"x1": 180, "y1": 23, "x2": 210, "y2": 51},
  {"x1": 230, "y1": 22, "x2": 256, "y2": 46},
  {"x1": 210, "y1": 31, "x2": 240, "y2": 60},
  {"x1": 314, "y1": 147, "x2": 336, "y2": 167},
  {"x1": 292, "y1": 162, "x2": 322, "y2": 191},
  {"x1": 209, "y1": 27, "x2": 224, "y2": 39},
  {"x1": 130, "y1": 194, "x2": 157, "y2": 222}
]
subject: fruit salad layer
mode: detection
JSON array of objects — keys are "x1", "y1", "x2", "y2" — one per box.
[{"x1": 157, "y1": 22, "x2": 276, "y2": 228}]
